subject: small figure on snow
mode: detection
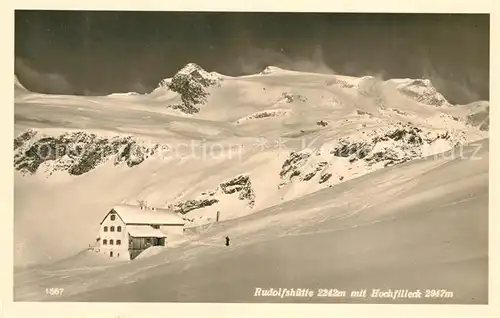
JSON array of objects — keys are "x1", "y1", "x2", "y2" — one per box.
[{"x1": 225, "y1": 236, "x2": 230, "y2": 247}]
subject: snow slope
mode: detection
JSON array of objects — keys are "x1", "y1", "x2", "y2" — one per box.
[
  {"x1": 14, "y1": 64, "x2": 488, "y2": 276},
  {"x1": 14, "y1": 139, "x2": 488, "y2": 303},
  {"x1": 15, "y1": 75, "x2": 29, "y2": 93}
]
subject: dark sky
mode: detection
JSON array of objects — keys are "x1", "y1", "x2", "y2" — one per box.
[{"x1": 15, "y1": 11, "x2": 489, "y2": 104}]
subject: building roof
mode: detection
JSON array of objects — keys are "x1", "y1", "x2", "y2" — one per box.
[
  {"x1": 127, "y1": 225, "x2": 167, "y2": 238},
  {"x1": 100, "y1": 204, "x2": 185, "y2": 225}
]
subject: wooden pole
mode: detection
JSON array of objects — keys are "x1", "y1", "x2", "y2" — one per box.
[{"x1": 216, "y1": 211, "x2": 220, "y2": 223}]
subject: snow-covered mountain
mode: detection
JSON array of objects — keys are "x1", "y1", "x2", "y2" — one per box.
[
  {"x1": 155, "y1": 62, "x2": 224, "y2": 90},
  {"x1": 14, "y1": 63, "x2": 489, "y2": 300},
  {"x1": 151, "y1": 62, "x2": 224, "y2": 114},
  {"x1": 14, "y1": 75, "x2": 28, "y2": 92},
  {"x1": 391, "y1": 78, "x2": 452, "y2": 107}
]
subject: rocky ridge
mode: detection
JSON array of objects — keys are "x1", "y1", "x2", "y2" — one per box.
[
  {"x1": 395, "y1": 79, "x2": 451, "y2": 107},
  {"x1": 278, "y1": 121, "x2": 467, "y2": 188},
  {"x1": 14, "y1": 130, "x2": 170, "y2": 176},
  {"x1": 157, "y1": 63, "x2": 222, "y2": 114},
  {"x1": 168, "y1": 174, "x2": 256, "y2": 215}
]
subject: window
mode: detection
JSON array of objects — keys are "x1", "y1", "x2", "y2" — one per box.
[
  {"x1": 103, "y1": 239, "x2": 107, "y2": 245},
  {"x1": 116, "y1": 240, "x2": 121, "y2": 245},
  {"x1": 110, "y1": 214, "x2": 116, "y2": 221},
  {"x1": 110, "y1": 239, "x2": 114, "y2": 245},
  {"x1": 110, "y1": 226, "x2": 115, "y2": 232},
  {"x1": 104, "y1": 226, "x2": 108, "y2": 232},
  {"x1": 117, "y1": 226, "x2": 122, "y2": 232}
]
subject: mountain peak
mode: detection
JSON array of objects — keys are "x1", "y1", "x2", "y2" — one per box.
[
  {"x1": 392, "y1": 78, "x2": 451, "y2": 107},
  {"x1": 152, "y1": 62, "x2": 223, "y2": 114},
  {"x1": 176, "y1": 62, "x2": 206, "y2": 76},
  {"x1": 155, "y1": 63, "x2": 221, "y2": 91}
]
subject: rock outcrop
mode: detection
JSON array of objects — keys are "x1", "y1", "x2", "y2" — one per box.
[
  {"x1": 326, "y1": 77, "x2": 355, "y2": 89},
  {"x1": 278, "y1": 121, "x2": 467, "y2": 188},
  {"x1": 170, "y1": 198, "x2": 220, "y2": 214},
  {"x1": 14, "y1": 130, "x2": 169, "y2": 176},
  {"x1": 395, "y1": 79, "x2": 450, "y2": 107},
  {"x1": 168, "y1": 174, "x2": 257, "y2": 216},
  {"x1": 316, "y1": 120, "x2": 329, "y2": 127},
  {"x1": 281, "y1": 92, "x2": 308, "y2": 103},
  {"x1": 466, "y1": 104, "x2": 489, "y2": 131},
  {"x1": 219, "y1": 175, "x2": 256, "y2": 207},
  {"x1": 159, "y1": 63, "x2": 222, "y2": 114},
  {"x1": 235, "y1": 109, "x2": 292, "y2": 124}
]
